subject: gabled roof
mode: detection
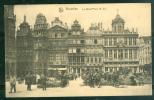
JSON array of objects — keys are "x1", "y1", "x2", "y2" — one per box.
[{"x1": 49, "y1": 25, "x2": 67, "y2": 31}]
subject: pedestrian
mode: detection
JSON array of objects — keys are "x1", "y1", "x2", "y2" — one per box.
[
  {"x1": 40, "y1": 74, "x2": 47, "y2": 91},
  {"x1": 25, "y1": 73, "x2": 32, "y2": 91},
  {"x1": 9, "y1": 74, "x2": 16, "y2": 93},
  {"x1": 36, "y1": 74, "x2": 40, "y2": 84},
  {"x1": 90, "y1": 73, "x2": 95, "y2": 88}
]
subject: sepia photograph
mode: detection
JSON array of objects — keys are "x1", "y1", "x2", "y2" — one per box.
[{"x1": 5, "y1": 3, "x2": 152, "y2": 97}]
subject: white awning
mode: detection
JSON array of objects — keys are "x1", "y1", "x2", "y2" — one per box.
[{"x1": 48, "y1": 68, "x2": 67, "y2": 70}]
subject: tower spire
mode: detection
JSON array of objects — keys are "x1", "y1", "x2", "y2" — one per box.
[{"x1": 24, "y1": 15, "x2": 26, "y2": 23}]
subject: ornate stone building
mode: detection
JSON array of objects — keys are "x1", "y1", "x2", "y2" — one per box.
[
  {"x1": 32, "y1": 13, "x2": 48, "y2": 75},
  {"x1": 4, "y1": 5, "x2": 16, "y2": 78},
  {"x1": 68, "y1": 20, "x2": 85, "y2": 75},
  {"x1": 16, "y1": 16, "x2": 33, "y2": 77},
  {"x1": 103, "y1": 14, "x2": 139, "y2": 73},
  {"x1": 47, "y1": 17, "x2": 68, "y2": 76},
  {"x1": 138, "y1": 36, "x2": 151, "y2": 73},
  {"x1": 14, "y1": 13, "x2": 148, "y2": 76},
  {"x1": 85, "y1": 24, "x2": 104, "y2": 72}
]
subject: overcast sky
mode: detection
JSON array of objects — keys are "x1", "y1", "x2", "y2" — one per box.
[{"x1": 14, "y1": 3, "x2": 151, "y2": 36}]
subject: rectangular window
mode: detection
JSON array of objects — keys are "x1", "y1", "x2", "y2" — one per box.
[
  {"x1": 113, "y1": 38, "x2": 117, "y2": 45},
  {"x1": 109, "y1": 50, "x2": 112, "y2": 58},
  {"x1": 120, "y1": 50, "x2": 123, "y2": 59},
  {"x1": 55, "y1": 34, "x2": 57, "y2": 38},
  {"x1": 80, "y1": 40, "x2": 84, "y2": 44},
  {"x1": 105, "y1": 50, "x2": 108, "y2": 58},
  {"x1": 94, "y1": 39, "x2": 97, "y2": 44},
  {"x1": 91, "y1": 58, "x2": 93, "y2": 63},
  {"x1": 114, "y1": 50, "x2": 117, "y2": 58},
  {"x1": 73, "y1": 57, "x2": 76, "y2": 62},
  {"x1": 109, "y1": 38, "x2": 112, "y2": 46},
  {"x1": 95, "y1": 58, "x2": 97, "y2": 62},
  {"x1": 129, "y1": 49, "x2": 132, "y2": 59},
  {"x1": 77, "y1": 57, "x2": 80, "y2": 63},
  {"x1": 76, "y1": 48, "x2": 80, "y2": 53},
  {"x1": 129, "y1": 38, "x2": 132, "y2": 45},
  {"x1": 125, "y1": 49, "x2": 128, "y2": 59},
  {"x1": 87, "y1": 57, "x2": 89, "y2": 62},
  {"x1": 81, "y1": 57, "x2": 84, "y2": 62},
  {"x1": 69, "y1": 58, "x2": 71, "y2": 63},
  {"x1": 105, "y1": 67, "x2": 108, "y2": 71},
  {"x1": 134, "y1": 50, "x2": 137, "y2": 59}
]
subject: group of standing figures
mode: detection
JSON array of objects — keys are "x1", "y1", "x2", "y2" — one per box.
[
  {"x1": 81, "y1": 69, "x2": 146, "y2": 88},
  {"x1": 25, "y1": 73, "x2": 47, "y2": 91},
  {"x1": 9, "y1": 73, "x2": 47, "y2": 93}
]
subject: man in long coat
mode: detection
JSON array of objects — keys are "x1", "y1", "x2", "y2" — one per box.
[
  {"x1": 40, "y1": 74, "x2": 47, "y2": 90},
  {"x1": 9, "y1": 74, "x2": 16, "y2": 93},
  {"x1": 25, "y1": 73, "x2": 32, "y2": 91}
]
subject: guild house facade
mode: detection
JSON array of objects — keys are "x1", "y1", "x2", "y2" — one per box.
[
  {"x1": 16, "y1": 15, "x2": 33, "y2": 77},
  {"x1": 13, "y1": 12, "x2": 151, "y2": 77},
  {"x1": 103, "y1": 14, "x2": 139, "y2": 73},
  {"x1": 138, "y1": 36, "x2": 152, "y2": 74},
  {"x1": 4, "y1": 5, "x2": 16, "y2": 78}
]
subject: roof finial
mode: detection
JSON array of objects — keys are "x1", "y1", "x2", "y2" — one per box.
[
  {"x1": 24, "y1": 15, "x2": 26, "y2": 23},
  {"x1": 117, "y1": 9, "x2": 119, "y2": 15}
]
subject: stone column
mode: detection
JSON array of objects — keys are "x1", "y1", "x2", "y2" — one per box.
[
  {"x1": 112, "y1": 49, "x2": 114, "y2": 59},
  {"x1": 128, "y1": 49, "x2": 129, "y2": 60},
  {"x1": 132, "y1": 49, "x2": 134, "y2": 60},
  {"x1": 117, "y1": 49, "x2": 119, "y2": 59}
]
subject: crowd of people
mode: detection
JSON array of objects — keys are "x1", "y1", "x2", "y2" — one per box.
[
  {"x1": 81, "y1": 68, "x2": 149, "y2": 88},
  {"x1": 8, "y1": 68, "x2": 151, "y2": 93}
]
